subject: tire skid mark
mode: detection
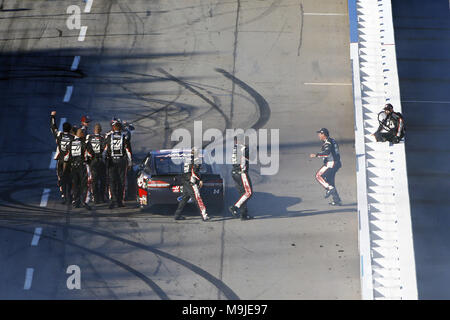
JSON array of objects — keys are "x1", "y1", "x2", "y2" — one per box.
[
  {"x1": 157, "y1": 67, "x2": 231, "y2": 129},
  {"x1": 298, "y1": 2, "x2": 304, "y2": 57},
  {"x1": 0, "y1": 216, "x2": 240, "y2": 300},
  {"x1": 214, "y1": 0, "x2": 283, "y2": 32},
  {"x1": 216, "y1": 68, "x2": 270, "y2": 129},
  {"x1": 0, "y1": 224, "x2": 169, "y2": 300}
]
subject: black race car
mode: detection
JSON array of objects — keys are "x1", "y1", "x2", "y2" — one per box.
[{"x1": 136, "y1": 149, "x2": 224, "y2": 212}]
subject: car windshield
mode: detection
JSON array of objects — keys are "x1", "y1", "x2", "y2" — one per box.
[{"x1": 153, "y1": 154, "x2": 212, "y2": 175}]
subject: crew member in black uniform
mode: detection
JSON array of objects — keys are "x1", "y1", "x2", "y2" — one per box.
[
  {"x1": 103, "y1": 122, "x2": 132, "y2": 209},
  {"x1": 310, "y1": 128, "x2": 342, "y2": 206},
  {"x1": 174, "y1": 148, "x2": 210, "y2": 221},
  {"x1": 86, "y1": 123, "x2": 106, "y2": 204},
  {"x1": 372, "y1": 103, "x2": 405, "y2": 143},
  {"x1": 64, "y1": 128, "x2": 92, "y2": 210},
  {"x1": 229, "y1": 137, "x2": 254, "y2": 220},
  {"x1": 50, "y1": 111, "x2": 74, "y2": 204}
]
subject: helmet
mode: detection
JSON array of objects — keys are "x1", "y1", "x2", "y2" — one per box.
[
  {"x1": 111, "y1": 117, "x2": 122, "y2": 127},
  {"x1": 384, "y1": 103, "x2": 394, "y2": 112},
  {"x1": 81, "y1": 115, "x2": 91, "y2": 123}
]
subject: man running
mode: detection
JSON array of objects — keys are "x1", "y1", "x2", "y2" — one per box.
[{"x1": 310, "y1": 128, "x2": 342, "y2": 206}]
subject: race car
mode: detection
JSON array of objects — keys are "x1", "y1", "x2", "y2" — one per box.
[{"x1": 136, "y1": 149, "x2": 224, "y2": 212}]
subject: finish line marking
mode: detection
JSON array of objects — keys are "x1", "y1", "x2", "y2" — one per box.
[
  {"x1": 63, "y1": 86, "x2": 73, "y2": 102},
  {"x1": 23, "y1": 268, "x2": 34, "y2": 290},
  {"x1": 31, "y1": 228, "x2": 43, "y2": 246},
  {"x1": 40, "y1": 189, "x2": 50, "y2": 207}
]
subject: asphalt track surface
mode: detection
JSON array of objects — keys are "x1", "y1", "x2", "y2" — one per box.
[
  {"x1": 392, "y1": 0, "x2": 450, "y2": 299},
  {"x1": 0, "y1": 0, "x2": 359, "y2": 299}
]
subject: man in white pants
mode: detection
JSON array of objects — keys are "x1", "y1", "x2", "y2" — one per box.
[
  {"x1": 229, "y1": 137, "x2": 254, "y2": 220},
  {"x1": 310, "y1": 128, "x2": 342, "y2": 206}
]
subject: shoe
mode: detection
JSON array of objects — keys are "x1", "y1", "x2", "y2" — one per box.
[
  {"x1": 329, "y1": 200, "x2": 342, "y2": 206},
  {"x1": 73, "y1": 202, "x2": 81, "y2": 208},
  {"x1": 83, "y1": 203, "x2": 92, "y2": 211},
  {"x1": 118, "y1": 202, "x2": 125, "y2": 208},
  {"x1": 109, "y1": 202, "x2": 116, "y2": 209},
  {"x1": 174, "y1": 215, "x2": 186, "y2": 221},
  {"x1": 228, "y1": 206, "x2": 239, "y2": 218},
  {"x1": 202, "y1": 215, "x2": 211, "y2": 222},
  {"x1": 325, "y1": 188, "x2": 334, "y2": 199},
  {"x1": 241, "y1": 214, "x2": 254, "y2": 221}
]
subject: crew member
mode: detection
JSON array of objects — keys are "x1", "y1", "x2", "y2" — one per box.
[
  {"x1": 229, "y1": 137, "x2": 254, "y2": 220},
  {"x1": 50, "y1": 111, "x2": 74, "y2": 204},
  {"x1": 310, "y1": 128, "x2": 342, "y2": 206},
  {"x1": 86, "y1": 123, "x2": 106, "y2": 204},
  {"x1": 103, "y1": 122, "x2": 132, "y2": 209},
  {"x1": 372, "y1": 103, "x2": 405, "y2": 143},
  {"x1": 64, "y1": 128, "x2": 92, "y2": 210},
  {"x1": 174, "y1": 148, "x2": 210, "y2": 221},
  {"x1": 80, "y1": 115, "x2": 91, "y2": 138}
]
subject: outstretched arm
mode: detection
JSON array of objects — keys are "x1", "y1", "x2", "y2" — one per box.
[{"x1": 50, "y1": 110, "x2": 58, "y2": 139}]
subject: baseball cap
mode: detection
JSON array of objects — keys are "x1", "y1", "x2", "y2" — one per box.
[
  {"x1": 81, "y1": 115, "x2": 91, "y2": 123},
  {"x1": 316, "y1": 128, "x2": 329, "y2": 136}
]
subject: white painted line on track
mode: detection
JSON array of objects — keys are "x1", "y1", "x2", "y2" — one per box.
[
  {"x1": 71, "y1": 56, "x2": 81, "y2": 71},
  {"x1": 49, "y1": 153, "x2": 57, "y2": 169},
  {"x1": 40, "y1": 188, "x2": 50, "y2": 207},
  {"x1": 63, "y1": 86, "x2": 73, "y2": 102},
  {"x1": 304, "y1": 82, "x2": 352, "y2": 86},
  {"x1": 31, "y1": 228, "x2": 43, "y2": 247},
  {"x1": 78, "y1": 26, "x2": 88, "y2": 41},
  {"x1": 402, "y1": 100, "x2": 450, "y2": 104},
  {"x1": 304, "y1": 13, "x2": 347, "y2": 16},
  {"x1": 84, "y1": 0, "x2": 93, "y2": 13},
  {"x1": 23, "y1": 268, "x2": 34, "y2": 290}
]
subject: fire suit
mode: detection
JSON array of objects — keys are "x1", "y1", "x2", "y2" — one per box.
[
  {"x1": 103, "y1": 130, "x2": 132, "y2": 207},
  {"x1": 50, "y1": 114, "x2": 73, "y2": 203},
  {"x1": 315, "y1": 137, "x2": 342, "y2": 204},
  {"x1": 374, "y1": 111, "x2": 405, "y2": 143},
  {"x1": 231, "y1": 144, "x2": 253, "y2": 218},
  {"x1": 64, "y1": 136, "x2": 92, "y2": 208},
  {"x1": 86, "y1": 133, "x2": 106, "y2": 203},
  {"x1": 174, "y1": 162, "x2": 209, "y2": 221}
]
